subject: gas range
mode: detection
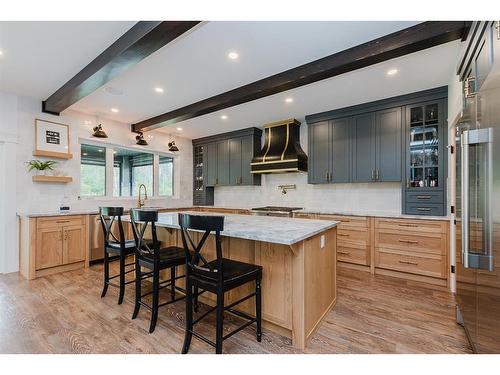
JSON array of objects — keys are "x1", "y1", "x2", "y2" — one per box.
[{"x1": 250, "y1": 206, "x2": 303, "y2": 217}]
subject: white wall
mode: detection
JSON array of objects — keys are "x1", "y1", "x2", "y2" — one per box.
[
  {"x1": 214, "y1": 124, "x2": 402, "y2": 214},
  {"x1": 0, "y1": 91, "x2": 193, "y2": 273},
  {"x1": 15, "y1": 95, "x2": 193, "y2": 214}
]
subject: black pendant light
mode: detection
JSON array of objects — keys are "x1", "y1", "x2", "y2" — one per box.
[
  {"x1": 168, "y1": 140, "x2": 179, "y2": 152},
  {"x1": 92, "y1": 124, "x2": 108, "y2": 138},
  {"x1": 135, "y1": 131, "x2": 148, "y2": 146}
]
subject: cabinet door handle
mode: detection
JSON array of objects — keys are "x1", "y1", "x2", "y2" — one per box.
[
  {"x1": 371, "y1": 169, "x2": 375, "y2": 180},
  {"x1": 338, "y1": 233, "x2": 350, "y2": 237},
  {"x1": 398, "y1": 260, "x2": 418, "y2": 266},
  {"x1": 416, "y1": 207, "x2": 431, "y2": 212},
  {"x1": 376, "y1": 169, "x2": 379, "y2": 180},
  {"x1": 398, "y1": 223, "x2": 418, "y2": 227},
  {"x1": 63, "y1": 230, "x2": 68, "y2": 240},
  {"x1": 338, "y1": 251, "x2": 351, "y2": 255},
  {"x1": 325, "y1": 171, "x2": 329, "y2": 182},
  {"x1": 398, "y1": 239, "x2": 419, "y2": 244},
  {"x1": 56, "y1": 220, "x2": 70, "y2": 223},
  {"x1": 416, "y1": 195, "x2": 432, "y2": 199}
]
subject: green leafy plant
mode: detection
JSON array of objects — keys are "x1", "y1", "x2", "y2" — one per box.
[{"x1": 25, "y1": 159, "x2": 57, "y2": 172}]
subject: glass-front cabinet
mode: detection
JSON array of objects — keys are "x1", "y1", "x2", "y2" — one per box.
[{"x1": 403, "y1": 99, "x2": 447, "y2": 216}]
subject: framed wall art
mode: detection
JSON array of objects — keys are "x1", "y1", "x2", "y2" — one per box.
[{"x1": 33, "y1": 119, "x2": 72, "y2": 159}]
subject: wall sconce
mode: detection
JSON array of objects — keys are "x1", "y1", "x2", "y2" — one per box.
[
  {"x1": 168, "y1": 140, "x2": 179, "y2": 152},
  {"x1": 135, "y1": 132, "x2": 148, "y2": 146},
  {"x1": 92, "y1": 124, "x2": 108, "y2": 138}
]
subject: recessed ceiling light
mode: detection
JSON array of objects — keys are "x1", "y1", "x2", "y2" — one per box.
[
  {"x1": 0, "y1": 50, "x2": 3, "y2": 56},
  {"x1": 386, "y1": 68, "x2": 399, "y2": 76},
  {"x1": 221, "y1": 115, "x2": 228, "y2": 120},
  {"x1": 154, "y1": 87, "x2": 164, "y2": 94},
  {"x1": 104, "y1": 87, "x2": 124, "y2": 96},
  {"x1": 285, "y1": 97, "x2": 294, "y2": 103},
  {"x1": 176, "y1": 127, "x2": 183, "y2": 131},
  {"x1": 227, "y1": 51, "x2": 239, "y2": 60},
  {"x1": 111, "y1": 108, "x2": 119, "y2": 113}
]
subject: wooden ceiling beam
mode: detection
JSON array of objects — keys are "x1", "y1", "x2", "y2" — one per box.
[
  {"x1": 42, "y1": 21, "x2": 201, "y2": 115},
  {"x1": 132, "y1": 21, "x2": 471, "y2": 133}
]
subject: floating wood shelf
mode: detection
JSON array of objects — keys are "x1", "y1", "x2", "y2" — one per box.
[
  {"x1": 32, "y1": 175, "x2": 72, "y2": 183},
  {"x1": 33, "y1": 150, "x2": 73, "y2": 160}
]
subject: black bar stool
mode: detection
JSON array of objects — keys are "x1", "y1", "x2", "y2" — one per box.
[
  {"x1": 99, "y1": 206, "x2": 136, "y2": 305},
  {"x1": 178, "y1": 213, "x2": 263, "y2": 354},
  {"x1": 130, "y1": 209, "x2": 187, "y2": 333}
]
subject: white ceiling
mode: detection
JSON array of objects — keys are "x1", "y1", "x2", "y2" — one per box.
[
  {"x1": 67, "y1": 21, "x2": 419, "y2": 124},
  {"x1": 0, "y1": 21, "x2": 135, "y2": 99},
  {"x1": 157, "y1": 40, "x2": 462, "y2": 139},
  {"x1": 0, "y1": 21, "x2": 461, "y2": 140}
]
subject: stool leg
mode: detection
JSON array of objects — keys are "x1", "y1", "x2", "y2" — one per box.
[
  {"x1": 255, "y1": 278, "x2": 262, "y2": 342},
  {"x1": 182, "y1": 279, "x2": 193, "y2": 354},
  {"x1": 193, "y1": 286, "x2": 199, "y2": 313},
  {"x1": 101, "y1": 250, "x2": 109, "y2": 298},
  {"x1": 132, "y1": 259, "x2": 141, "y2": 319},
  {"x1": 170, "y1": 267, "x2": 176, "y2": 300},
  {"x1": 149, "y1": 268, "x2": 160, "y2": 333},
  {"x1": 215, "y1": 290, "x2": 224, "y2": 354},
  {"x1": 118, "y1": 253, "x2": 126, "y2": 305}
]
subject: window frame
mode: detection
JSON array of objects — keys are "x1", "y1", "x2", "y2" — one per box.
[{"x1": 79, "y1": 139, "x2": 176, "y2": 200}]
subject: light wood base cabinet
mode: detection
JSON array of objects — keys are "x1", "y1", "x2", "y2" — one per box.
[{"x1": 20, "y1": 215, "x2": 89, "y2": 280}]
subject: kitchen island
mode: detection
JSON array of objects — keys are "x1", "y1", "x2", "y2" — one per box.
[{"x1": 128, "y1": 211, "x2": 338, "y2": 349}]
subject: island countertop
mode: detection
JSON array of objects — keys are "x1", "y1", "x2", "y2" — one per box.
[{"x1": 124, "y1": 211, "x2": 338, "y2": 246}]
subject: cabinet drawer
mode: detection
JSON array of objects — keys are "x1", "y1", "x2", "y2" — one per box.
[
  {"x1": 337, "y1": 228, "x2": 370, "y2": 247},
  {"x1": 376, "y1": 230, "x2": 444, "y2": 255},
  {"x1": 294, "y1": 212, "x2": 317, "y2": 219},
  {"x1": 375, "y1": 218, "x2": 447, "y2": 234},
  {"x1": 37, "y1": 215, "x2": 85, "y2": 229},
  {"x1": 406, "y1": 191, "x2": 444, "y2": 204},
  {"x1": 405, "y1": 202, "x2": 445, "y2": 216},
  {"x1": 317, "y1": 215, "x2": 369, "y2": 229},
  {"x1": 337, "y1": 246, "x2": 369, "y2": 266},
  {"x1": 375, "y1": 248, "x2": 445, "y2": 278}
]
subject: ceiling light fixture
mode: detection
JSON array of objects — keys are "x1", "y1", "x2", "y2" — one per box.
[
  {"x1": 111, "y1": 108, "x2": 119, "y2": 113},
  {"x1": 0, "y1": 50, "x2": 3, "y2": 56},
  {"x1": 227, "y1": 51, "x2": 239, "y2": 60},
  {"x1": 176, "y1": 127, "x2": 183, "y2": 131},
  {"x1": 285, "y1": 97, "x2": 294, "y2": 103},
  {"x1": 386, "y1": 68, "x2": 399, "y2": 76},
  {"x1": 154, "y1": 87, "x2": 164, "y2": 93},
  {"x1": 221, "y1": 115, "x2": 228, "y2": 120}
]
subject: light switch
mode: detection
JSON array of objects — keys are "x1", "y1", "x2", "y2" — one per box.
[{"x1": 320, "y1": 235, "x2": 325, "y2": 249}]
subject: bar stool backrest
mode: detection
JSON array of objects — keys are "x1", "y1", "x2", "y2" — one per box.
[
  {"x1": 130, "y1": 209, "x2": 161, "y2": 263},
  {"x1": 178, "y1": 213, "x2": 224, "y2": 282},
  {"x1": 99, "y1": 207, "x2": 125, "y2": 249}
]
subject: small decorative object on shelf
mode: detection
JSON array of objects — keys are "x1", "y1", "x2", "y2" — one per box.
[
  {"x1": 33, "y1": 119, "x2": 72, "y2": 159},
  {"x1": 168, "y1": 140, "x2": 179, "y2": 152},
  {"x1": 25, "y1": 159, "x2": 57, "y2": 176},
  {"x1": 92, "y1": 124, "x2": 108, "y2": 138},
  {"x1": 135, "y1": 131, "x2": 148, "y2": 145}
]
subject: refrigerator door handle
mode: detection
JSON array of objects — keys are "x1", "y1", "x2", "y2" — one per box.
[{"x1": 461, "y1": 128, "x2": 494, "y2": 270}]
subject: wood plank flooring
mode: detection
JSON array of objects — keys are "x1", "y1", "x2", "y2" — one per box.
[{"x1": 0, "y1": 263, "x2": 472, "y2": 354}]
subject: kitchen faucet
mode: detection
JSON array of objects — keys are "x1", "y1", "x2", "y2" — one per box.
[{"x1": 137, "y1": 184, "x2": 148, "y2": 208}]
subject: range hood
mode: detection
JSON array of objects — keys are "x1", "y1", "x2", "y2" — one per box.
[{"x1": 251, "y1": 118, "x2": 307, "y2": 174}]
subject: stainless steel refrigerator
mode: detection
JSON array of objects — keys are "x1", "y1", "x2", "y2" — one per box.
[{"x1": 455, "y1": 82, "x2": 500, "y2": 353}]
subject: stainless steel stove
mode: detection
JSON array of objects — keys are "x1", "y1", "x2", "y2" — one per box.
[{"x1": 250, "y1": 206, "x2": 303, "y2": 217}]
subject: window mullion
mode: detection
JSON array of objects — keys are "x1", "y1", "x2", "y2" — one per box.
[
  {"x1": 105, "y1": 148, "x2": 114, "y2": 197},
  {"x1": 153, "y1": 154, "x2": 159, "y2": 197}
]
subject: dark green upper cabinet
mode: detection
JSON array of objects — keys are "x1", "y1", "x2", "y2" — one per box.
[
  {"x1": 308, "y1": 121, "x2": 330, "y2": 184},
  {"x1": 216, "y1": 140, "x2": 230, "y2": 186},
  {"x1": 351, "y1": 113, "x2": 376, "y2": 183},
  {"x1": 330, "y1": 118, "x2": 350, "y2": 183},
  {"x1": 204, "y1": 142, "x2": 217, "y2": 187},
  {"x1": 376, "y1": 107, "x2": 402, "y2": 182},
  {"x1": 192, "y1": 128, "x2": 261, "y2": 203}
]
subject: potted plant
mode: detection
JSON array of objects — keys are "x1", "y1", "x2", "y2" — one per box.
[{"x1": 25, "y1": 159, "x2": 57, "y2": 176}]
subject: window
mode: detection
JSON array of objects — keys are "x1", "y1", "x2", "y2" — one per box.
[
  {"x1": 159, "y1": 156, "x2": 174, "y2": 196},
  {"x1": 80, "y1": 144, "x2": 106, "y2": 196},
  {"x1": 113, "y1": 148, "x2": 153, "y2": 197}
]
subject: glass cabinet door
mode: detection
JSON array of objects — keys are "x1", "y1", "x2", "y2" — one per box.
[
  {"x1": 194, "y1": 145, "x2": 204, "y2": 192},
  {"x1": 407, "y1": 101, "x2": 443, "y2": 189}
]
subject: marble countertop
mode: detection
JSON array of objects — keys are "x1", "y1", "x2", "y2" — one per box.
[{"x1": 123, "y1": 211, "x2": 339, "y2": 246}]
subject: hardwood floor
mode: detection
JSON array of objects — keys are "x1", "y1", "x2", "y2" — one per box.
[{"x1": 0, "y1": 263, "x2": 472, "y2": 354}]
